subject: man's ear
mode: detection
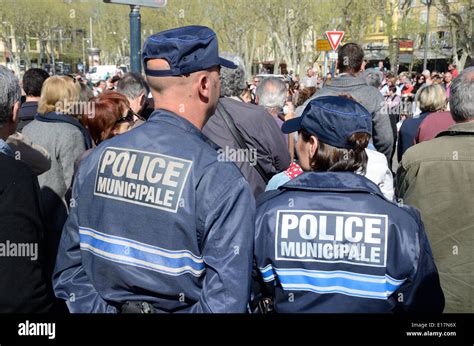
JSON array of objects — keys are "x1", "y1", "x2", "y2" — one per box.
[
  {"x1": 139, "y1": 92, "x2": 146, "y2": 105},
  {"x1": 197, "y1": 73, "x2": 210, "y2": 99},
  {"x1": 11, "y1": 100, "x2": 20, "y2": 125},
  {"x1": 309, "y1": 135, "x2": 318, "y2": 157}
]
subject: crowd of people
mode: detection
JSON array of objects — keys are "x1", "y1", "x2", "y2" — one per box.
[{"x1": 0, "y1": 25, "x2": 472, "y2": 314}]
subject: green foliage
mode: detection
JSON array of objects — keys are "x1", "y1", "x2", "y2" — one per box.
[
  {"x1": 0, "y1": 0, "x2": 341, "y2": 74},
  {"x1": 0, "y1": 0, "x2": 468, "y2": 73}
]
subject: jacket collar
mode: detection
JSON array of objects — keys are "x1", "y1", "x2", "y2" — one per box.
[
  {"x1": 149, "y1": 109, "x2": 201, "y2": 134},
  {"x1": 20, "y1": 101, "x2": 38, "y2": 107},
  {"x1": 281, "y1": 171, "x2": 386, "y2": 199},
  {"x1": 148, "y1": 109, "x2": 218, "y2": 147},
  {"x1": 35, "y1": 111, "x2": 93, "y2": 150},
  {"x1": 324, "y1": 74, "x2": 367, "y2": 88},
  {"x1": 437, "y1": 121, "x2": 474, "y2": 137}
]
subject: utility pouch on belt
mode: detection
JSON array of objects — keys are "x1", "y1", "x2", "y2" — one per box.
[{"x1": 121, "y1": 301, "x2": 155, "y2": 313}]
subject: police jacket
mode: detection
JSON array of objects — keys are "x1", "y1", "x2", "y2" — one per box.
[
  {"x1": 53, "y1": 109, "x2": 255, "y2": 313},
  {"x1": 255, "y1": 172, "x2": 444, "y2": 313}
]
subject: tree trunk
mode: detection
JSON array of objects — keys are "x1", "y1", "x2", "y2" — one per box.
[
  {"x1": 2, "y1": 38, "x2": 20, "y2": 75},
  {"x1": 272, "y1": 32, "x2": 292, "y2": 72},
  {"x1": 246, "y1": 29, "x2": 257, "y2": 80},
  {"x1": 458, "y1": 51, "x2": 468, "y2": 71},
  {"x1": 450, "y1": 21, "x2": 459, "y2": 68},
  {"x1": 25, "y1": 35, "x2": 32, "y2": 70}
]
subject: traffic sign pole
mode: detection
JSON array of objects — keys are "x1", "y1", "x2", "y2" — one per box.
[{"x1": 324, "y1": 51, "x2": 328, "y2": 76}]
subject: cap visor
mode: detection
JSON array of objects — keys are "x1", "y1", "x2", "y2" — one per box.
[
  {"x1": 281, "y1": 116, "x2": 303, "y2": 134},
  {"x1": 219, "y1": 57, "x2": 237, "y2": 69}
]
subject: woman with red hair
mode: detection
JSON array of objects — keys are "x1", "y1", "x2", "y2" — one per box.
[
  {"x1": 73, "y1": 91, "x2": 141, "y2": 174},
  {"x1": 82, "y1": 91, "x2": 137, "y2": 145}
]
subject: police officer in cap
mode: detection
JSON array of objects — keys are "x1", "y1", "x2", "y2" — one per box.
[
  {"x1": 53, "y1": 25, "x2": 255, "y2": 313},
  {"x1": 254, "y1": 96, "x2": 444, "y2": 313}
]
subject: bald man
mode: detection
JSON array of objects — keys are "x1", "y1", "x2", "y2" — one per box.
[{"x1": 53, "y1": 26, "x2": 256, "y2": 313}]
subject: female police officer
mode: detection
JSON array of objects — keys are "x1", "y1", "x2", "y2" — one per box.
[{"x1": 254, "y1": 96, "x2": 444, "y2": 313}]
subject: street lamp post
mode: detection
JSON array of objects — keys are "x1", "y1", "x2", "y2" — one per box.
[
  {"x1": 129, "y1": 5, "x2": 141, "y2": 73},
  {"x1": 82, "y1": 37, "x2": 90, "y2": 72},
  {"x1": 89, "y1": 17, "x2": 93, "y2": 49},
  {"x1": 422, "y1": 0, "x2": 432, "y2": 71},
  {"x1": 49, "y1": 29, "x2": 55, "y2": 75},
  {"x1": 50, "y1": 27, "x2": 63, "y2": 75}
]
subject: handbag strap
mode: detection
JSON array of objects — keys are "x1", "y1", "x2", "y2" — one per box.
[{"x1": 216, "y1": 101, "x2": 270, "y2": 184}]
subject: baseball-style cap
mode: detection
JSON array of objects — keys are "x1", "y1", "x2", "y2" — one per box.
[
  {"x1": 142, "y1": 25, "x2": 237, "y2": 77},
  {"x1": 281, "y1": 96, "x2": 372, "y2": 149}
]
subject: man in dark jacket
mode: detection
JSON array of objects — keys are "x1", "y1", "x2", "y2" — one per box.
[
  {"x1": 0, "y1": 65, "x2": 53, "y2": 312},
  {"x1": 296, "y1": 43, "x2": 394, "y2": 163},
  {"x1": 202, "y1": 53, "x2": 291, "y2": 197},
  {"x1": 18, "y1": 68, "x2": 49, "y2": 132}
]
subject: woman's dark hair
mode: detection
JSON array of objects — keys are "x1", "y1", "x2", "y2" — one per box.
[
  {"x1": 295, "y1": 87, "x2": 318, "y2": 107},
  {"x1": 301, "y1": 129, "x2": 370, "y2": 174}
]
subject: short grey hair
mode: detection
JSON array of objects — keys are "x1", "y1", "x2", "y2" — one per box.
[
  {"x1": 256, "y1": 77, "x2": 287, "y2": 108},
  {"x1": 116, "y1": 72, "x2": 149, "y2": 100},
  {"x1": 0, "y1": 66, "x2": 21, "y2": 125},
  {"x1": 219, "y1": 52, "x2": 246, "y2": 97},
  {"x1": 362, "y1": 68, "x2": 383, "y2": 88},
  {"x1": 450, "y1": 66, "x2": 474, "y2": 122}
]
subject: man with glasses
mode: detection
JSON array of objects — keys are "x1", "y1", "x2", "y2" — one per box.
[{"x1": 53, "y1": 25, "x2": 255, "y2": 313}]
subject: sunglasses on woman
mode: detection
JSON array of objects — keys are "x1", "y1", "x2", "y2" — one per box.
[
  {"x1": 114, "y1": 108, "x2": 145, "y2": 125},
  {"x1": 115, "y1": 109, "x2": 136, "y2": 125}
]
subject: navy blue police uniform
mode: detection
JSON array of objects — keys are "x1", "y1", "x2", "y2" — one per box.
[
  {"x1": 254, "y1": 97, "x2": 444, "y2": 313},
  {"x1": 53, "y1": 26, "x2": 255, "y2": 313}
]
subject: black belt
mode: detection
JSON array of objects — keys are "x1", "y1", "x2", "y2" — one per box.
[{"x1": 120, "y1": 301, "x2": 155, "y2": 313}]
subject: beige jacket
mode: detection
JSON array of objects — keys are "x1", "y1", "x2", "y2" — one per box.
[{"x1": 396, "y1": 121, "x2": 474, "y2": 312}]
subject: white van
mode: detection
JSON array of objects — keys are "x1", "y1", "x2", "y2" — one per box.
[{"x1": 86, "y1": 65, "x2": 128, "y2": 83}]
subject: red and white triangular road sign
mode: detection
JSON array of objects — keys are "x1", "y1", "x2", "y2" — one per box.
[{"x1": 325, "y1": 31, "x2": 345, "y2": 51}]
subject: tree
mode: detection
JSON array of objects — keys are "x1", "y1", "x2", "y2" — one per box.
[
  {"x1": 207, "y1": 0, "x2": 263, "y2": 78},
  {"x1": 374, "y1": 0, "x2": 418, "y2": 73},
  {"x1": 341, "y1": 0, "x2": 378, "y2": 45},
  {"x1": 436, "y1": 0, "x2": 473, "y2": 70},
  {"x1": 254, "y1": 0, "x2": 339, "y2": 75}
]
